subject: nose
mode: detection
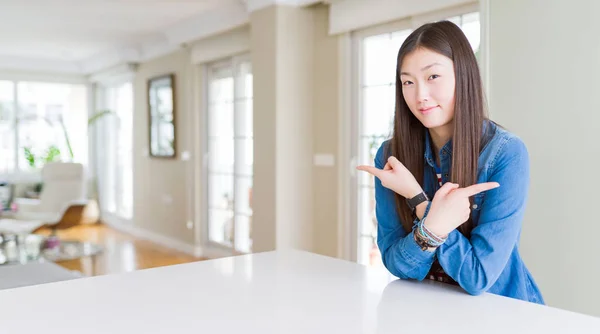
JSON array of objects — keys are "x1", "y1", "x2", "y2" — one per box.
[{"x1": 416, "y1": 84, "x2": 430, "y2": 104}]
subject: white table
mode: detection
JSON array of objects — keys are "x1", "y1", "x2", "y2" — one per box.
[
  {"x1": 0, "y1": 250, "x2": 598, "y2": 333},
  {"x1": 0, "y1": 261, "x2": 81, "y2": 290}
]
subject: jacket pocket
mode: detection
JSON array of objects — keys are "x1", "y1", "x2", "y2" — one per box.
[
  {"x1": 470, "y1": 193, "x2": 485, "y2": 224},
  {"x1": 472, "y1": 193, "x2": 485, "y2": 211}
]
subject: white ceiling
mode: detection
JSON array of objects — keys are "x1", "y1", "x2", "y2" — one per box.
[
  {"x1": 0, "y1": 0, "x2": 326, "y2": 75},
  {"x1": 0, "y1": 0, "x2": 247, "y2": 74}
]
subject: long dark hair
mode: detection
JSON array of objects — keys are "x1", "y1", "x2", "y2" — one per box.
[{"x1": 389, "y1": 20, "x2": 494, "y2": 237}]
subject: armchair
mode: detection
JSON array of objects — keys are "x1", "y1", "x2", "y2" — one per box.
[{"x1": 11, "y1": 162, "x2": 88, "y2": 231}]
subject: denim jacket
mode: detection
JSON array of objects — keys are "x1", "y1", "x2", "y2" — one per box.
[{"x1": 374, "y1": 121, "x2": 544, "y2": 304}]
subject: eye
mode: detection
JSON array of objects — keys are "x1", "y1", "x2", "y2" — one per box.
[
  {"x1": 402, "y1": 80, "x2": 413, "y2": 86},
  {"x1": 428, "y1": 74, "x2": 440, "y2": 80}
]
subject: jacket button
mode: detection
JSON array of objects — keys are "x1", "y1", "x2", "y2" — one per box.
[{"x1": 472, "y1": 204, "x2": 478, "y2": 209}]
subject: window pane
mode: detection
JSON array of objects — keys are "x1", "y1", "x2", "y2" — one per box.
[
  {"x1": 359, "y1": 136, "x2": 386, "y2": 169},
  {"x1": 460, "y1": 12, "x2": 481, "y2": 52},
  {"x1": 207, "y1": 56, "x2": 253, "y2": 252},
  {"x1": 446, "y1": 15, "x2": 461, "y2": 26},
  {"x1": 113, "y1": 82, "x2": 134, "y2": 219},
  {"x1": 362, "y1": 85, "x2": 395, "y2": 137},
  {"x1": 390, "y1": 30, "x2": 411, "y2": 56},
  {"x1": 209, "y1": 138, "x2": 234, "y2": 174},
  {"x1": 18, "y1": 119, "x2": 63, "y2": 169},
  {"x1": 235, "y1": 99, "x2": 253, "y2": 137},
  {"x1": 363, "y1": 34, "x2": 396, "y2": 86},
  {"x1": 209, "y1": 209, "x2": 234, "y2": 246},
  {"x1": 96, "y1": 81, "x2": 134, "y2": 219},
  {"x1": 209, "y1": 102, "x2": 233, "y2": 137},
  {"x1": 19, "y1": 103, "x2": 37, "y2": 120},
  {"x1": 208, "y1": 174, "x2": 234, "y2": 210},
  {"x1": 235, "y1": 215, "x2": 252, "y2": 253},
  {"x1": 358, "y1": 236, "x2": 378, "y2": 267},
  {"x1": 235, "y1": 138, "x2": 253, "y2": 176},
  {"x1": 235, "y1": 61, "x2": 252, "y2": 99},
  {"x1": 209, "y1": 76, "x2": 234, "y2": 103},
  {"x1": 0, "y1": 81, "x2": 15, "y2": 174},
  {"x1": 235, "y1": 176, "x2": 253, "y2": 216},
  {"x1": 357, "y1": 136, "x2": 388, "y2": 187},
  {"x1": 99, "y1": 86, "x2": 118, "y2": 214},
  {"x1": 359, "y1": 235, "x2": 383, "y2": 267},
  {"x1": 16, "y1": 82, "x2": 87, "y2": 169},
  {"x1": 358, "y1": 186, "x2": 376, "y2": 236},
  {"x1": 0, "y1": 81, "x2": 14, "y2": 120},
  {"x1": 245, "y1": 73, "x2": 253, "y2": 99},
  {"x1": 359, "y1": 31, "x2": 400, "y2": 268},
  {"x1": 0, "y1": 124, "x2": 15, "y2": 174}
]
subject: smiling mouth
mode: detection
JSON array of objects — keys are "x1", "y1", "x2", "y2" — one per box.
[{"x1": 419, "y1": 106, "x2": 439, "y2": 114}]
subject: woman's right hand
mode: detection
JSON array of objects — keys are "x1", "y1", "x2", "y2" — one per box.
[
  {"x1": 425, "y1": 181, "x2": 500, "y2": 237},
  {"x1": 356, "y1": 156, "x2": 424, "y2": 200}
]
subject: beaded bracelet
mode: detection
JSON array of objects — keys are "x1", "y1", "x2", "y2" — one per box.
[
  {"x1": 421, "y1": 221, "x2": 445, "y2": 244},
  {"x1": 415, "y1": 217, "x2": 447, "y2": 250}
]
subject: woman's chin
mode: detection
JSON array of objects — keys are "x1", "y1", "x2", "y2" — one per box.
[
  {"x1": 420, "y1": 119, "x2": 455, "y2": 133},
  {"x1": 420, "y1": 120, "x2": 444, "y2": 129}
]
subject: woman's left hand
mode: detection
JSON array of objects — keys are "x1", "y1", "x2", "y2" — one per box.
[{"x1": 357, "y1": 156, "x2": 423, "y2": 199}]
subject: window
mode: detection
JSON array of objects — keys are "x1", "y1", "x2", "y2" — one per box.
[
  {"x1": 0, "y1": 80, "x2": 88, "y2": 174},
  {"x1": 206, "y1": 55, "x2": 253, "y2": 253},
  {"x1": 354, "y1": 12, "x2": 481, "y2": 267},
  {"x1": 96, "y1": 82, "x2": 134, "y2": 220},
  {"x1": 0, "y1": 81, "x2": 15, "y2": 174},
  {"x1": 446, "y1": 12, "x2": 481, "y2": 60}
]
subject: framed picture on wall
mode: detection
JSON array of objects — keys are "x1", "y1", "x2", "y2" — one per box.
[{"x1": 147, "y1": 73, "x2": 176, "y2": 158}]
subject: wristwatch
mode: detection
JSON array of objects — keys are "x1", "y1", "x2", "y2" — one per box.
[{"x1": 406, "y1": 192, "x2": 429, "y2": 211}]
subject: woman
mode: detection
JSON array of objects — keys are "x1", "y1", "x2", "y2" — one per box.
[{"x1": 357, "y1": 20, "x2": 544, "y2": 304}]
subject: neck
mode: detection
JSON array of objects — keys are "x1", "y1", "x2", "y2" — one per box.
[{"x1": 429, "y1": 122, "x2": 453, "y2": 164}]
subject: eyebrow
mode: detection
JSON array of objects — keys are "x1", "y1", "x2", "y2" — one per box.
[{"x1": 400, "y1": 62, "x2": 443, "y2": 76}]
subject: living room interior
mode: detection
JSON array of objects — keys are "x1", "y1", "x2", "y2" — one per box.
[{"x1": 1, "y1": 0, "x2": 600, "y2": 320}]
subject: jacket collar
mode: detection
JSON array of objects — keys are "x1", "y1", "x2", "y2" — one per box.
[{"x1": 424, "y1": 130, "x2": 453, "y2": 168}]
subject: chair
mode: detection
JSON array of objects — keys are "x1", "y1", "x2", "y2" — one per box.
[{"x1": 11, "y1": 162, "x2": 88, "y2": 232}]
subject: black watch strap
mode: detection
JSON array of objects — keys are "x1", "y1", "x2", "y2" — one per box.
[{"x1": 406, "y1": 192, "x2": 429, "y2": 211}]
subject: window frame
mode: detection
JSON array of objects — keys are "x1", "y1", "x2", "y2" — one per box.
[
  {"x1": 0, "y1": 79, "x2": 89, "y2": 174},
  {"x1": 95, "y1": 81, "x2": 134, "y2": 221},
  {"x1": 204, "y1": 53, "x2": 253, "y2": 254}
]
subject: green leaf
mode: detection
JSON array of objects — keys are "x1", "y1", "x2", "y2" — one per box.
[
  {"x1": 88, "y1": 109, "x2": 115, "y2": 127},
  {"x1": 43, "y1": 145, "x2": 61, "y2": 163},
  {"x1": 23, "y1": 147, "x2": 36, "y2": 168}
]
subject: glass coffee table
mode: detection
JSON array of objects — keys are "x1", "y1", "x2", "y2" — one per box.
[{"x1": 0, "y1": 233, "x2": 103, "y2": 266}]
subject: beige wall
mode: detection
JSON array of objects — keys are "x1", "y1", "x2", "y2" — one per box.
[
  {"x1": 487, "y1": 0, "x2": 600, "y2": 317},
  {"x1": 191, "y1": 26, "x2": 250, "y2": 64},
  {"x1": 312, "y1": 4, "x2": 339, "y2": 258},
  {"x1": 250, "y1": 5, "x2": 315, "y2": 252},
  {"x1": 133, "y1": 49, "x2": 194, "y2": 245},
  {"x1": 275, "y1": 5, "x2": 314, "y2": 251},
  {"x1": 249, "y1": 6, "x2": 278, "y2": 252},
  {"x1": 128, "y1": 4, "x2": 339, "y2": 257}
]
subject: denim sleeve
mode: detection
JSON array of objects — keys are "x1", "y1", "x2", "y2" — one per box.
[
  {"x1": 374, "y1": 142, "x2": 435, "y2": 280},
  {"x1": 436, "y1": 137, "x2": 529, "y2": 295}
]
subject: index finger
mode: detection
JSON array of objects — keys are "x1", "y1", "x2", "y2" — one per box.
[
  {"x1": 456, "y1": 182, "x2": 500, "y2": 197},
  {"x1": 356, "y1": 165, "x2": 383, "y2": 179}
]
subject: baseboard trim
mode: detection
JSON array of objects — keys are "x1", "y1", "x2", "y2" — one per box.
[
  {"x1": 201, "y1": 246, "x2": 235, "y2": 259},
  {"x1": 102, "y1": 217, "x2": 201, "y2": 258},
  {"x1": 101, "y1": 213, "x2": 241, "y2": 260}
]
